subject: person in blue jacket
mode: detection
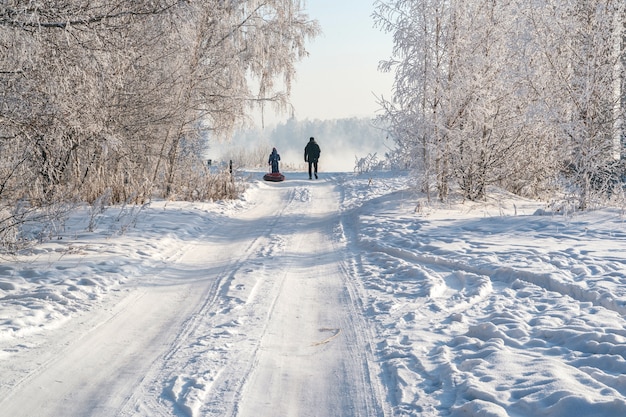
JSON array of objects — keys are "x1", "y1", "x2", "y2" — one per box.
[{"x1": 268, "y1": 147, "x2": 281, "y2": 173}]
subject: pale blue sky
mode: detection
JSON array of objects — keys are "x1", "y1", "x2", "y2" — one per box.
[{"x1": 263, "y1": 1, "x2": 394, "y2": 125}]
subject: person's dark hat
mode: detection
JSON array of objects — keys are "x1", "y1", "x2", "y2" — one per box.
[{"x1": 309, "y1": 137, "x2": 314, "y2": 141}]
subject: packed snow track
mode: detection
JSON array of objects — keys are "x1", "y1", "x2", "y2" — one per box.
[{"x1": 0, "y1": 174, "x2": 386, "y2": 417}]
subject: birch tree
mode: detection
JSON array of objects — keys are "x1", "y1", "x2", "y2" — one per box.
[
  {"x1": 376, "y1": 0, "x2": 545, "y2": 201},
  {"x1": 376, "y1": 0, "x2": 625, "y2": 205},
  {"x1": 0, "y1": 0, "x2": 318, "y2": 248},
  {"x1": 529, "y1": 0, "x2": 626, "y2": 209},
  {"x1": 375, "y1": 0, "x2": 453, "y2": 200},
  {"x1": 155, "y1": 0, "x2": 319, "y2": 198}
]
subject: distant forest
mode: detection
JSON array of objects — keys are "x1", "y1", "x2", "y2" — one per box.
[{"x1": 217, "y1": 118, "x2": 392, "y2": 172}]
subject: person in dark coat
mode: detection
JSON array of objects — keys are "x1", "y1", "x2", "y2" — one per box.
[
  {"x1": 268, "y1": 147, "x2": 281, "y2": 173},
  {"x1": 304, "y1": 137, "x2": 321, "y2": 179}
]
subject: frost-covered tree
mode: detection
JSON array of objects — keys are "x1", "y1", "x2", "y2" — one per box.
[
  {"x1": 376, "y1": 0, "x2": 626, "y2": 205},
  {"x1": 377, "y1": 0, "x2": 537, "y2": 201},
  {"x1": 0, "y1": 0, "x2": 318, "y2": 247},
  {"x1": 528, "y1": 0, "x2": 626, "y2": 209},
  {"x1": 155, "y1": 1, "x2": 319, "y2": 198},
  {"x1": 375, "y1": 0, "x2": 452, "y2": 200}
]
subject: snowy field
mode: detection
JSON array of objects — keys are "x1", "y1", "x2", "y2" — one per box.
[{"x1": 1, "y1": 170, "x2": 626, "y2": 416}]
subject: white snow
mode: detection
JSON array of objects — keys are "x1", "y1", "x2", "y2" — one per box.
[{"x1": 1, "y1": 170, "x2": 626, "y2": 416}]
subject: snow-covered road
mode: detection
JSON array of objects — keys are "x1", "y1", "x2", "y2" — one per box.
[
  {"x1": 140, "y1": 176, "x2": 387, "y2": 417},
  {"x1": 0, "y1": 173, "x2": 386, "y2": 417},
  {"x1": 2, "y1": 170, "x2": 626, "y2": 417}
]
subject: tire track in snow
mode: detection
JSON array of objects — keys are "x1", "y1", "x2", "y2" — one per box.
[
  {"x1": 119, "y1": 184, "x2": 300, "y2": 416},
  {"x1": 0, "y1": 204, "x2": 234, "y2": 417},
  {"x1": 119, "y1": 179, "x2": 383, "y2": 417},
  {"x1": 228, "y1": 179, "x2": 386, "y2": 417},
  {"x1": 338, "y1": 177, "x2": 501, "y2": 416},
  {"x1": 362, "y1": 239, "x2": 626, "y2": 316},
  {"x1": 339, "y1": 175, "x2": 626, "y2": 415}
]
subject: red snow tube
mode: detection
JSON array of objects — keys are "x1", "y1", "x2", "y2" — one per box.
[{"x1": 263, "y1": 172, "x2": 285, "y2": 182}]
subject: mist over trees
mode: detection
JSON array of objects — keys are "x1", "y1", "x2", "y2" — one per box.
[
  {"x1": 222, "y1": 117, "x2": 391, "y2": 172},
  {"x1": 375, "y1": 0, "x2": 626, "y2": 208},
  {"x1": 0, "y1": 0, "x2": 318, "y2": 247}
]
